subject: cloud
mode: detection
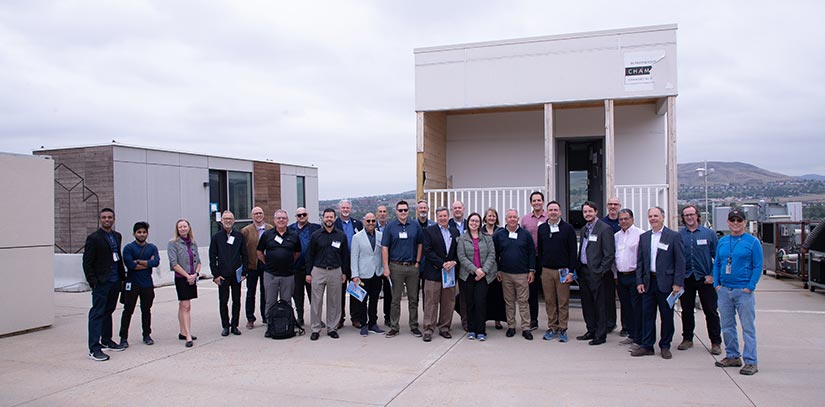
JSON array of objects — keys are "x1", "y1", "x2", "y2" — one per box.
[{"x1": 1, "y1": 0, "x2": 823, "y2": 198}]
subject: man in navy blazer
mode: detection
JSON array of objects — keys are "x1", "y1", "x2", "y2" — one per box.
[
  {"x1": 421, "y1": 207, "x2": 460, "y2": 341},
  {"x1": 632, "y1": 206, "x2": 686, "y2": 359}
]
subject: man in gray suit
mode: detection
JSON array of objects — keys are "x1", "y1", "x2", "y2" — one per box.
[
  {"x1": 632, "y1": 206, "x2": 686, "y2": 359},
  {"x1": 576, "y1": 201, "x2": 616, "y2": 345},
  {"x1": 351, "y1": 213, "x2": 385, "y2": 336}
]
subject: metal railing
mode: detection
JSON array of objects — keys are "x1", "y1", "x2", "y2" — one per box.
[
  {"x1": 614, "y1": 184, "x2": 669, "y2": 230},
  {"x1": 424, "y1": 186, "x2": 544, "y2": 220}
]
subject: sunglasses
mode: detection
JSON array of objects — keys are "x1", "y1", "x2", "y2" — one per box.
[
  {"x1": 397, "y1": 208, "x2": 409, "y2": 212},
  {"x1": 364, "y1": 219, "x2": 376, "y2": 223},
  {"x1": 730, "y1": 218, "x2": 744, "y2": 223},
  {"x1": 296, "y1": 213, "x2": 307, "y2": 217}
]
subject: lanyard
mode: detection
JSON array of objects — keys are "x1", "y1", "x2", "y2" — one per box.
[{"x1": 727, "y1": 236, "x2": 743, "y2": 264}]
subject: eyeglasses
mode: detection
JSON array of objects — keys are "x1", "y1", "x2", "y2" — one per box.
[
  {"x1": 730, "y1": 218, "x2": 745, "y2": 223},
  {"x1": 618, "y1": 217, "x2": 631, "y2": 222},
  {"x1": 397, "y1": 208, "x2": 409, "y2": 212},
  {"x1": 296, "y1": 213, "x2": 307, "y2": 218},
  {"x1": 364, "y1": 219, "x2": 376, "y2": 223},
  {"x1": 683, "y1": 213, "x2": 697, "y2": 217}
]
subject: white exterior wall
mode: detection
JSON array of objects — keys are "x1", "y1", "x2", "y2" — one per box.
[
  {"x1": 415, "y1": 25, "x2": 677, "y2": 111},
  {"x1": 0, "y1": 154, "x2": 54, "y2": 335},
  {"x1": 446, "y1": 110, "x2": 544, "y2": 189},
  {"x1": 614, "y1": 104, "x2": 666, "y2": 185},
  {"x1": 280, "y1": 164, "x2": 320, "y2": 223}
]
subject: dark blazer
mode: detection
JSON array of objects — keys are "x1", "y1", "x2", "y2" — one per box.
[
  {"x1": 82, "y1": 228, "x2": 126, "y2": 288},
  {"x1": 422, "y1": 224, "x2": 459, "y2": 282},
  {"x1": 333, "y1": 218, "x2": 364, "y2": 234},
  {"x1": 636, "y1": 227, "x2": 686, "y2": 293},
  {"x1": 578, "y1": 219, "x2": 616, "y2": 277},
  {"x1": 209, "y1": 229, "x2": 248, "y2": 280},
  {"x1": 448, "y1": 218, "x2": 466, "y2": 234}
]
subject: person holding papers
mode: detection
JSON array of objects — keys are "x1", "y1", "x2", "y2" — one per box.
[
  {"x1": 536, "y1": 201, "x2": 578, "y2": 343},
  {"x1": 421, "y1": 207, "x2": 460, "y2": 342},
  {"x1": 209, "y1": 211, "x2": 248, "y2": 338},
  {"x1": 458, "y1": 213, "x2": 498, "y2": 341},
  {"x1": 350, "y1": 213, "x2": 385, "y2": 337},
  {"x1": 632, "y1": 207, "x2": 685, "y2": 359}
]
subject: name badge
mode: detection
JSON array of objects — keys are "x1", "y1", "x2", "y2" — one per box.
[
  {"x1": 550, "y1": 225, "x2": 559, "y2": 233},
  {"x1": 112, "y1": 252, "x2": 119, "y2": 262},
  {"x1": 697, "y1": 239, "x2": 708, "y2": 246},
  {"x1": 331, "y1": 240, "x2": 341, "y2": 249},
  {"x1": 588, "y1": 235, "x2": 598, "y2": 242},
  {"x1": 508, "y1": 232, "x2": 518, "y2": 239},
  {"x1": 725, "y1": 263, "x2": 732, "y2": 274},
  {"x1": 227, "y1": 236, "x2": 235, "y2": 245},
  {"x1": 399, "y1": 232, "x2": 408, "y2": 239},
  {"x1": 274, "y1": 236, "x2": 283, "y2": 244},
  {"x1": 125, "y1": 282, "x2": 132, "y2": 291},
  {"x1": 657, "y1": 242, "x2": 669, "y2": 251}
]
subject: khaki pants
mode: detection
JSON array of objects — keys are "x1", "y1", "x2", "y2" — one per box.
[
  {"x1": 389, "y1": 263, "x2": 420, "y2": 331},
  {"x1": 540, "y1": 268, "x2": 571, "y2": 331},
  {"x1": 310, "y1": 267, "x2": 342, "y2": 334},
  {"x1": 501, "y1": 272, "x2": 530, "y2": 330},
  {"x1": 422, "y1": 280, "x2": 456, "y2": 336}
]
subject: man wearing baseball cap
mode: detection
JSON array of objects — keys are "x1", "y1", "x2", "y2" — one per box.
[{"x1": 712, "y1": 208, "x2": 763, "y2": 375}]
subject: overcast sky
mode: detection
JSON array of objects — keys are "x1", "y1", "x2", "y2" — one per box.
[{"x1": 1, "y1": 1, "x2": 823, "y2": 199}]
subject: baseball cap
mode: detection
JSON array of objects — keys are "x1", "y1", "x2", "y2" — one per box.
[{"x1": 727, "y1": 208, "x2": 747, "y2": 221}]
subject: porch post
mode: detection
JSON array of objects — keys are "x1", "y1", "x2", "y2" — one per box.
[
  {"x1": 666, "y1": 96, "x2": 678, "y2": 227},
  {"x1": 416, "y1": 111, "x2": 424, "y2": 200},
  {"x1": 604, "y1": 99, "x2": 615, "y2": 207},
  {"x1": 544, "y1": 103, "x2": 554, "y2": 200}
]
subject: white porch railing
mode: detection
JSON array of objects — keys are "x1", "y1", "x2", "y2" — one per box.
[
  {"x1": 424, "y1": 186, "x2": 544, "y2": 221},
  {"x1": 614, "y1": 184, "x2": 669, "y2": 230}
]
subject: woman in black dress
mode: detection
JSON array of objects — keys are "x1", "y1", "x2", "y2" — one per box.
[{"x1": 481, "y1": 208, "x2": 506, "y2": 329}]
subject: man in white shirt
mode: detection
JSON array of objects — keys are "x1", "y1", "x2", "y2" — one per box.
[{"x1": 613, "y1": 209, "x2": 643, "y2": 349}]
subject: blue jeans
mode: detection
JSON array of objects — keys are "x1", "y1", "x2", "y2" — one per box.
[{"x1": 717, "y1": 286, "x2": 758, "y2": 365}]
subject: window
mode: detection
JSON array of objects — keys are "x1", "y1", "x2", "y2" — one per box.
[
  {"x1": 209, "y1": 170, "x2": 252, "y2": 235},
  {"x1": 297, "y1": 176, "x2": 306, "y2": 208}
]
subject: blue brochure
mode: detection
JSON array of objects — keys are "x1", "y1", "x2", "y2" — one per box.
[
  {"x1": 442, "y1": 268, "x2": 456, "y2": 288},
  {"x1": 346, "y1": 281, "x2": 367, "y2": 302},
  {"x1": 559, "y1": 268, "x2": 570, "y2": 283},
  {"x1": 235, "y1": 265, "x2": 243, "y2": 283},
  {"x1": 667, "y1": 287, "x2": 685, "y2": 309}
]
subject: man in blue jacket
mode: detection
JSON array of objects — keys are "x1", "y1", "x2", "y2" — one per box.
[
  {"x1": 119, "y1": 221, "x2": 160, "y2": 347},
  {"x1": 713, "y1": 208, "x2": 763, "y2": 376}
]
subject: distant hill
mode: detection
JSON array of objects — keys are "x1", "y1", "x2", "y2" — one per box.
[
  {"x1": 678, "y1": 161, "x2": 792, "y2": 187},
  {"x1": 320, "y1": 191, "x2": 417, "y2": 220},
  {"x1": 798, "y1": 174, "x2": 825, "y2": 181}
]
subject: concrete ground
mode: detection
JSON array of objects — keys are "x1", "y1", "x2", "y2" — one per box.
[{"x1": 1, "y1": 272, "x2": 823, "y2": 407}]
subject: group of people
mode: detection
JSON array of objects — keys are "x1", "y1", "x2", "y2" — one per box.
[{"x1": 83, "y1": 194, "x2": 763, "y2": 376}]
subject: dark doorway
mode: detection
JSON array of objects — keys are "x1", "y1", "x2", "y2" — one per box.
[{"x1": 564, "y1": 140, "x2": 604, "y2": 229}]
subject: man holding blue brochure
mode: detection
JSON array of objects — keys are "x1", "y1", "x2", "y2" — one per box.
[
  {"x1": 536, "y1": 201, "x2": 577, "y2": 343},
  {"x1": 421, "y1": 207, "x2": 460, "y2": 342},
  {"x1": 633, "y1": 207, "x2": 685, "y2": 359},
  {"x1": 350, "y1": 213, "x2": 385, "y2": 337}
]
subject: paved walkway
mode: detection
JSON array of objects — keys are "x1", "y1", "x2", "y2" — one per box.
[{"x1": 1, "y1": 272, "x2": 823, "y2": 406}]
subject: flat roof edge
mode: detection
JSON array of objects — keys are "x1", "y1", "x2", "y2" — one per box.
[
  {"x1": 414, "y1": 24, "x2": 678, "y2": 54},
  {"x1": 34, "y1": 142, "x2": 317, "y2": 170}
]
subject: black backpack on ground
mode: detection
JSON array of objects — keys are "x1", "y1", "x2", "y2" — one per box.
[{"x1": 266, "y1": 300, "x2": 304, "y2": 339}]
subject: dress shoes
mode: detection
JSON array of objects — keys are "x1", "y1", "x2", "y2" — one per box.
[
  {"x1": 231, "y1": 327, "x2": 242, "y2": 335},
  {"x1": 677, "y1": 340, "x2": 693, "y2": 350},
  {"x1": 221, "y1": 327, "x2": 230, "y2": 337},
  {"x1": 352, "y1": 321, "x2": 362, "y2": 329},
  {"x1": 619, "y1": 338, "x2": 634, "y2": 345},
  {"x1": 619, "y1": 329, "x2": 629, "y2": 337},
  {"x1": 179, "y1": 334, "x2": 197, "y2": 341},
  {"x1": 710, "y1": 343, "x2": 722, "y2": 355},
  {"x1": 661, "y1": 348, "x2": 673, "y2": 359},
  {"x1": 310, "y1": 332, "x2": 320, "y2": 341},
  {"x1": 185, "y1": 340, "x2": 193, "y2": 348},
  {"x1": 631, "y1": 347, "x2": 655, "y2": 357},
  {"x1": 423, "y1": 334, "x2": 432, "y2": 342},
  {"x1": 246, "y1": 321, "x2": 255, "y2": 329},
  {"x1": 522, "y1": 331, "x2": 533, "y2": 340},
  {"x1": 439, "y1": 331, "x2": 452, "y2": 339},
  {"x1": 588, "y1": 338, "x2": 606, "y2": 346},
  {"x1": 506, "y1": 328, "x2": 516, "y2": 338},
  {"x1": 328, "y1": 331, "x2": 339, "y2": 339},
  {"x1": 385, "y1": 329, "x2": 399, "y2": 338},
  {"x1": 576, "y1": 332, "x2": 595, "y2": 341}
]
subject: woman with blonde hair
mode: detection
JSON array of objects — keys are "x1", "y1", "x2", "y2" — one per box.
[
  {"x1": 482, "y1": 208, "x2": 506, "y2": 330},
  {"x1": 168, "y1": 219, "x2": 201, "y2": 347}
]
